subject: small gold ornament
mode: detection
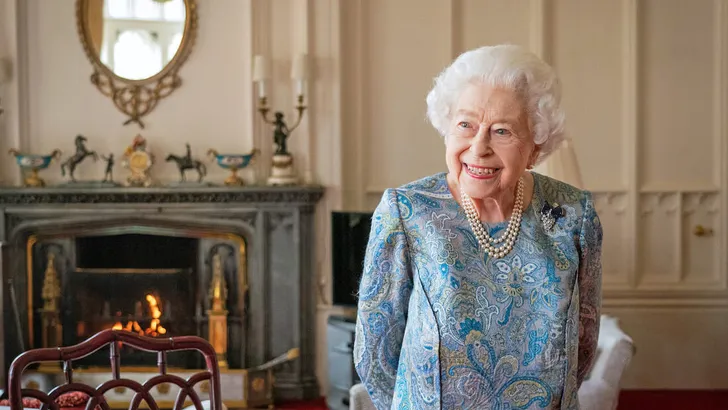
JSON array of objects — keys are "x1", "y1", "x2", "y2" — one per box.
[{"x1": 122, "y1": 134, "x2": 155, "y2": 187}]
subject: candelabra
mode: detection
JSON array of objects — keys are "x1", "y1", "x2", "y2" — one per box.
[{"x1": 253, "y1": 54, "x2": 308, "y2": 186}]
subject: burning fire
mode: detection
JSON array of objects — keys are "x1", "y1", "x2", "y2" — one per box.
[{"x1": 111, "y1": 294, "x2": 167, "y2": 336}]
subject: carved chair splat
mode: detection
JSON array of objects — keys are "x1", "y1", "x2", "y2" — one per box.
[{"x1": 7, "y1": 329, "x2": 223, "y2": 410}]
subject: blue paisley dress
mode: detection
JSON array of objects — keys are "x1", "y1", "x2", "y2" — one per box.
[{"x1": 353, "y1": 172, "x2": 603, "y2": 410}]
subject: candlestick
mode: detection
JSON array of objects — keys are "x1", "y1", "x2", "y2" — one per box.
[{"x1": 254, "y1": 54, "x2": 310, "y2": 186}]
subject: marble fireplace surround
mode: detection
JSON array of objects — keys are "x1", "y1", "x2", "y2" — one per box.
[{"x1": 0, "y1": 185, "x2": 324, "y2": 403}]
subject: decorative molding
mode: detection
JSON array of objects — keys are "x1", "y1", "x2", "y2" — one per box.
[
  {"x1": 604, "y1": 287, "x2": 728, "y2": 302},
  {"x1": 268, "y1": 213, "x2": 295, "y2": 231},
  {"x1": 603, "y1": 296, "x2": 728, "y2": 308},
  {"x1": 0, "y1": 186, "x2": 325, "y2": 205},
  {"x1": 592, "y1": 191, "x2": 628, "y2": 215},
  {"x1": 682, "y1": 192, "x2": 719, "y2": 215},
  {"x1": 639, "y1": 184, "x2": 719, "y2": 193},
  {"x1": 637, "y1": 191, "x2": 721, "y2": 216},
  {"x1": 639, "y1": 192, "x2": 679, "y2": 216}
]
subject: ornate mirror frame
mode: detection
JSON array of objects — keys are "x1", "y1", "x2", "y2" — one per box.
[{"x1": 75, "y1": 0, "x2": 198, "y2": 128}]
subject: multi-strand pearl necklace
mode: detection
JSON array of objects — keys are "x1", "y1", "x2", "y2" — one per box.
[{"x1": 460, "y1": 177, "x2": 525, "y2": 259}]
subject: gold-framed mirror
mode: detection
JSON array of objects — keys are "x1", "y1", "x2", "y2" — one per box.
[{"x1": 75, "y1": 0, "x2": 198, "y2": 128}]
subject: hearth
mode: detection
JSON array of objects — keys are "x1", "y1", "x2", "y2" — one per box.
[
  {"x1": 0, "y1": 185, "x2": 324, "y2": 407},
  {"x1": 57, "y1": 233, "x2": 199, "y2": 368},
  {"x1": 29, "y1": 229, "x2": 245, "y2": 371}
]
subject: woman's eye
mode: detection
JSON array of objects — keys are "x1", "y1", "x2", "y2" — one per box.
[
  {"x1": 458, "y1": 121, "x2": 471, "y2": 129},
  {"x1": 493, "y1": 128, "x2": 510, "y2": 136}
]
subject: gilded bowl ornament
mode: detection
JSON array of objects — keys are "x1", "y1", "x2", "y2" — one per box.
[
  {"x1": 207, "y1": 148, "x2": 259, "y2": 186},
  {"x1": 8, "y1": 148, "x2": 62, "y2": 187}
]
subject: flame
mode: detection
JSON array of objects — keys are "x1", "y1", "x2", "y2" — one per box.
[{"x1": 111, "y1": 294, "x2": 167, "y2": 336}]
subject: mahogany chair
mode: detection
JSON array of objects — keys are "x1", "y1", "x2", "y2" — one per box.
[{"x1": 7, "y1": 329, "x2": 223, "y2": 410}]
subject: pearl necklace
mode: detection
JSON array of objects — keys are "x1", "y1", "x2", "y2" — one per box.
[{"x1": 460, "y1": 177, "x2": 525, "y2": 259}]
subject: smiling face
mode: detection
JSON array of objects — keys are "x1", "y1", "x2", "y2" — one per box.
[{"x1": 445, "y1": 82, "x2": 539, "y2": 201}]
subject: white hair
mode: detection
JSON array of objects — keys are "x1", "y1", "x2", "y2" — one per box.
[{"x1": 425, "y1": 44, "x2": 565, "y2": 164}]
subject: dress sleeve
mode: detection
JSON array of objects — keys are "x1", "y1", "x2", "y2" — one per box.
[
  {"x1": 576, "y1": 191, "x2": 604, "y2": 386},
  {"x1": 353, "y1": 188, "x2": 413, "y2": 410}
]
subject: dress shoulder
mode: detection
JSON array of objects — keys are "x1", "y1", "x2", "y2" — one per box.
[{"x1": 533, "y1": 172, "x2": 594, "y2": 211}]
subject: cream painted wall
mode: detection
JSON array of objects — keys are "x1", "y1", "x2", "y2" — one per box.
[
  {"x1": 2, "y1": 0, "x2": 727, "y2": 395},
  {"x1": 3, "y1": 0, "x2": 257, "y2": 185}
]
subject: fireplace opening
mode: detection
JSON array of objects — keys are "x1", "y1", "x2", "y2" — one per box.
[
  {"x1": 76, "y1": 234, "x2": 196, "y2": 269},
  {"x1": 59, "y1": 233, "x2": 201, "y2": 368}
]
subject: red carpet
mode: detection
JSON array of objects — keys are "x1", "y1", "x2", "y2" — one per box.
[
  {"x1": 617, "y1": 390, "x2": 728, "y2": 410},
  {"x1": 276, "y1": 397, "x2": 328, "y2": 409}
]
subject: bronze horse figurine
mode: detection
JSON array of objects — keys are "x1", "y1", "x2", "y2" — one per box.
[
  {"x1": 60, "y1": 135, "x2": 98, "y2": 182},
  {"x1": 166, "y1": 143, "x2": 207, "y2": 182}
]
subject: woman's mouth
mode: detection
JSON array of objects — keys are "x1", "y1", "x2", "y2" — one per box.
[{"x1": 464, "y1": 163, "x2": 500, "y2": 179}]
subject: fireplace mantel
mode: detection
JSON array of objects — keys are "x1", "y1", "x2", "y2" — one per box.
[
  {"x1": 0, "y1": 185, "x2": 324, "y2": 206},
  {"x1": 0, "y1": 185, "x2": 325, "y2": 406}
]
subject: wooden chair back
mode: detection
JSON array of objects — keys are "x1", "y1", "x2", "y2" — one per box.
[{"x1": 7, "y1": 329, "x2": 222, "y2": 410}]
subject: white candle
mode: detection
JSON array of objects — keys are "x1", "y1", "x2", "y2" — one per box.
[
  {"x1": 295, "y1": 80, "x2": 304, "y2": 97},
  {"x1": 258, "y1": 80, "x2": 267, "y2": 99}
]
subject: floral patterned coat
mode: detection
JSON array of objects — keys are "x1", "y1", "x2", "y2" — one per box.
[{"x1": 353, "y1": 172, "x2": 603, "y2": 410}]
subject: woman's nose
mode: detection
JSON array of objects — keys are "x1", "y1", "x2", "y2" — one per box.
[{"x1": 469, "y1": 126, "x2": 492, "y2": 156}]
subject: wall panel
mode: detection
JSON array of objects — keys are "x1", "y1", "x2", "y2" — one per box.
[
  {"x1": 363, "y1": 0, "x2": 450, "y2": 193},
  {"x1": 638, "y1": 0, "x2": 716, "y2": 189},
  {"x1": 549, "y1": 0, "x2": 625, "y2": 191}
]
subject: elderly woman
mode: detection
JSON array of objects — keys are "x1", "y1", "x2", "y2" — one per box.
[{"x1": 353, "y1": 45, "x2": 603, "y2": 409}]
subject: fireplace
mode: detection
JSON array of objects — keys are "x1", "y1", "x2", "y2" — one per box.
[
  {"x1": 28, "y1": 226, "x2": 248, "y2": 372},
  {"x1": 0, "y1": 186, "x2": 323, "y2": 406},
  {"x1": 40, "y1": 233, "x2": 201, "y2": 368}
]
